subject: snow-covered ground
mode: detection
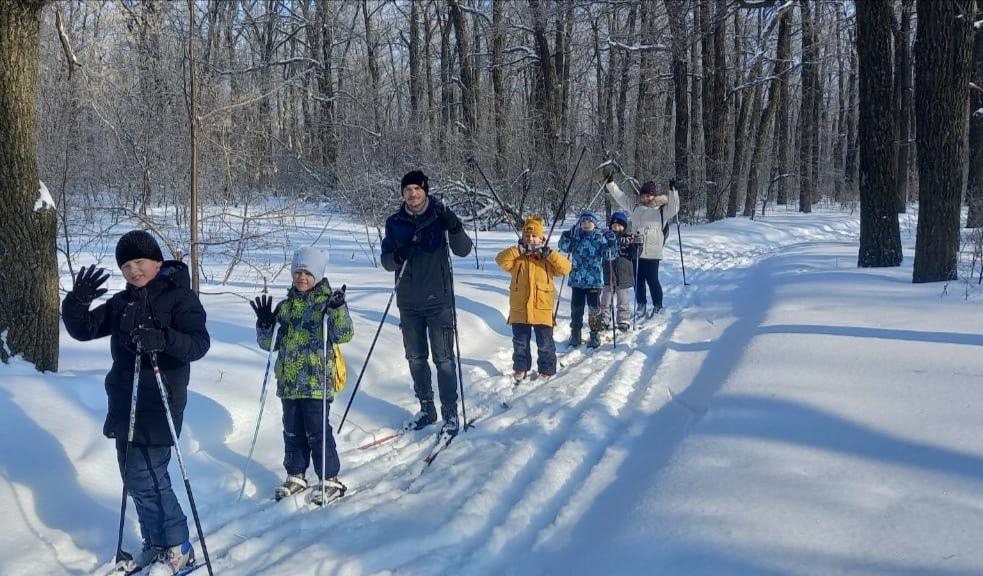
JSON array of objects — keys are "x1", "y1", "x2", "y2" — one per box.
[{"x1": 2, "y1": 207, "x2": 982, "y2": 576}]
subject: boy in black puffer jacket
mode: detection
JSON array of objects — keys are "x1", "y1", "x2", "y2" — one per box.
[
  {"x1": 601, "y1": 211, "x2": 639, "y2": 333},
  {"x1": 62, "y1": 230, "x2": 210, "y2": 575}
]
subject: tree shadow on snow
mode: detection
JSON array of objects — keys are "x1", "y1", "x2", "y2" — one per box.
[{"x1": 0, "y1": 386, "x2": 116, "y2": 570}]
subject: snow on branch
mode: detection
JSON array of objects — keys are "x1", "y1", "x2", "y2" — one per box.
[
  {"x1": 35, "y1": 181, "x2": 56, "y2": 212},
  {"x1": 607, "y1": 39, "x2": 670, "y2": 53}
]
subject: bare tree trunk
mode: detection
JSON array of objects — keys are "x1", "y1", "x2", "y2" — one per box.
[
  {"x1": 492, "y1": 0, "x2": 507, "y2": 177},
  {"x1": 746, "y1": 10, "x2": 790, "y2": 217},
  {"x1": 728, "y1": 11, "x2": 760, "y2": 218},
  {"x1": 0, "y1": 0, "x2": 59, "y2": 371},
  {"x1": 691, "y1": 3, "x2": 704, "y2": 214},
  {"x1": 844, "y1": 24, "x2": 859, "y2": 198},
  {"x1": 665, "y1": 0, "x2": 689, "y2": 216},
  {"x1": 409, "y1": 0, "x2": 422, "y2": 127},
  {"x1": 317, "y1": 0, "x2": 336, "y2": 168},
  {"x1": 187, "y1": 0, "x2": 200, "y2": 292},
  {"x1": 894, "y1": 0, "x2": 914, "y2": 213},
  {"x1": 856, "y1": 0, "x2": 902, "y2": 268},
  {"x1": 362, "y1": 0, "x2": 381, "y2": 135},
  {"x1": 913, "y1": 0, "x2": 975, "y2": 282},
  {"x1": 616, "y1": 2, "x2": 638, "y2": 155},
  {"x1": 966, "y1": 0, "x2": 983, "y2": 228},
  {"x1": 447, "y1": 0, "x2": 478, "y2": 155},
  {"x1": 634, "y1": 0, "x2": 655, "y2": 176},
  {"x1": 702, "y1": 0, "x2": 729, "y2": 221},
  {"x1": 798, "y1": 0, "x2": 816, "y2": 213}
]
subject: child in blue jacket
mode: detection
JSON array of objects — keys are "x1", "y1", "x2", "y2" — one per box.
[{"x1": 558, "y1": 212, "x2": 617, "y2": 348}]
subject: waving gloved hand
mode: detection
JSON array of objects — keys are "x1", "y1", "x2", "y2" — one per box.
[
  {"x1": 325, "y1": 285, "x2": 347, "y2": 309},
  {"x1": 70, "y1": 265, "x2": 110, "y2": 305},
  {"x1": 250, "y1": 295, "x2": 276, "y2": 329}
]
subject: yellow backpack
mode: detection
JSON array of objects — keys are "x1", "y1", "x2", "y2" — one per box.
[{"x1": 332, "y1": 343, "x2": 347, "y2": 394}]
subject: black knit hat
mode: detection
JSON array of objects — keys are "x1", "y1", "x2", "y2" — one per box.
[
  {"x1": 400, "y1": 170, "x2": 429, "y2": 194},
  {"x1": 115, "y1": 230, "x2": 164, "y2": 268}
]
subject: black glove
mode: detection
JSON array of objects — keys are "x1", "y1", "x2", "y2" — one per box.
[
  {"x1": 669, "y1": 179, "x2": 678, "y2": 192},
  {"x1": 602, "y1": 164, "x2": 615, "y2": 183},
  {"x1": 130, "y1": 326, "x2": 166, "y2": 353},
  {"x1": 250, "y1": 295, "x2": 275, "y2": 328},
  {"x1": 325, "y1": 285, "x2": 347, "y2": 309},
  {"x1": 436, "y1": 204, "x2": 462, "y2": 233},
  {"x1": 70, "y1": 265, "x2": 109, "y2": 305},
  {"x1": 538, "y1": 246, "x2": 553, "y2": 258},
  {"x1": 394, "y1": 243, "x2": 419, "y2": 266}
]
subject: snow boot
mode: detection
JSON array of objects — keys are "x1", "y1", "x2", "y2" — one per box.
[
  {"x1": 274, "y1": 474, "x2": 308, "y2": 501},
  {"x1": 617, "y1": 322, "x2": 631, "y2": 333},
  {"x1": 568, "y1": 329, "x2": 582, "y2": 348},
  {"x1": 512, "y1": 370, "x2": 527, "y2": 384},
  {"x1": 587, "y1": 331, "x2": 602, "y2": 348},
  {"x1": 634, "y1": 303, "x2": 647, "y2": 323},
  {"x1": 407, "y1": 399, "x2": 438, "y2": 430},
  {"x1": 539, "y1": 372, "x2": 553, "y2": 381},
  {"x1": 146, "y1": 540, "x2": 194, "y2": 576},
  {"x1": 440, "y1": 405, "x2": 460, "y2": 437},
  {"x1": 309, "y1": 477, "x2": 347, "y2": 506},
  {"x1": 113, "y1": 542, "x2": 162, "y2": 575},
  {"x1": 648, "y1": 305, "x2": 664, "y2": 319}
]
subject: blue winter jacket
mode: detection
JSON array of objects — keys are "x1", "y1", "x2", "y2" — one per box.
[{"x1": 558, "y1": 227, "x2": 617, "y2": 289}]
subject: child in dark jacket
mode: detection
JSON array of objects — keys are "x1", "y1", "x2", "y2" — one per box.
[
  {"x1": 250, "y1": 247, "x2": 353, "y2": 505},
  {"x1": 558, "y1": 212, "x2": 617, "y2": 348},
  {"x1": 62, "y1": 230, "x2": 210, "y2": 575},
  {"x1": 601, "y1": 211, "x2": 639, "y2": 332}
]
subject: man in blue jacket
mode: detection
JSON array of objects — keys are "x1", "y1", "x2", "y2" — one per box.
[{"x1": 380, "y1": 170, "x2": 473, "y2": 436}]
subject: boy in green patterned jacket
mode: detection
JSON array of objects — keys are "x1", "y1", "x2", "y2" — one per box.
[{"x1": 250, "y1": 247, "x2": 353, "y2": 503}]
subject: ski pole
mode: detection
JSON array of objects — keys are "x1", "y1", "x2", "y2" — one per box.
[
  {"x1": 468, "y1": 157, "x2": 521, "y2": 236},
  {"x1": 148, "y1": 351, "x2": 214, "y2": 576},
  {"x1": 337, "y1": 260, "x2": 408, "y2": 432},
  {"x1": 321, "y1": 312, "x2": 329, "y2": 507},
  {"x1": 113, "y1": 353, "x2": 142, "y2": 569},
  {"x1": 237, "y1": 323, "x2": 279, "y2": 501},
  {"x1": 668, "y1": 181, "x2": 689, "y2": 286},
  {"x1": 552, "y1": 273, "x2": 567, "y2": 325},
  {"x1": 446, "y1": 230, "x2": 470, "y2": 431},
  {"x1": 545, "y1": 145, "x2": 589, "y2": 247},
  {"x1": 632, "y1": 238, "x2": 642, "y2": 330},
  {"x1": 609, "y1": 260, "x2": 616, "y2": 348}
]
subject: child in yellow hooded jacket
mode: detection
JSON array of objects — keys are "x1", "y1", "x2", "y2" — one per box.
[{"x1": 495, "y1": 217, "x2": 572, "y2": 382}]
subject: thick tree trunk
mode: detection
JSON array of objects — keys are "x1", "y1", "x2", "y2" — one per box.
[
  {"x1": 856, "y1": 0, "x2": 902, "y2": 268},
  {"x1": 966, "y1": 0, "x2": 983, "y2": 228},
  {"x1": 0, "y1": 0, "x2": 59, "y2": 371},
  {"x1": 447, "y1": 0, "x2": 478, "y2": 154},
  {"x1": 702, "y1": 0, "x2": 729, "y2": 221},
  {"x1": 798, "y1": 0, "x2": 816, "y2": 213},
  {"x1": 913, "y1": 0, "x2": 975, "y2": 282}
]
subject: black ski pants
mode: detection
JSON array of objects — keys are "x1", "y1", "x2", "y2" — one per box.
[
  {"x1": 635, "y1": 258, "x2": 663, "y2": 308},
  {"x1": 281, "y1": 398, "x2": 340, "y2": 481}
]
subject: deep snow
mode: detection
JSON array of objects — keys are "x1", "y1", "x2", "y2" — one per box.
[{"x1": 1, "y1": 207, "x2": 981, "y2": 576}]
